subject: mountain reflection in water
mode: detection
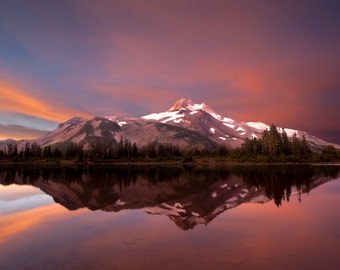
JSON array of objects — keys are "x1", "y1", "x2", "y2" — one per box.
[{"x1": 0, "y1": 165, "x2": 339, "y2": 230}]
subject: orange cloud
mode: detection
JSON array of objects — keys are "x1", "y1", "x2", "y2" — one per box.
[
  {"x1": 0, "y1": 80, "x2": 92, "y2": 123},
  {"x1": 0, "y1": 82, "x2": 50, "y2": 116}
]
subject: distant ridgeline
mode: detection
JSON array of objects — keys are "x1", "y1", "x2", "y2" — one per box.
[{"x1": 0, "y1": 124, "x2": 339, "y2": 163}]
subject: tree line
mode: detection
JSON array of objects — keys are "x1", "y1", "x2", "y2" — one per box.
[
  {"x1": 236, "y1": 124, "x2": 339, "y2": 162},
  {"x1": 0, "y1": 125, "x2": 339, "y2": 163}
]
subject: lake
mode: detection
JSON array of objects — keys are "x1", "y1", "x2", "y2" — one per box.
[{"x1": 0, "y1": 164, "x2": 340, "y2": 270}]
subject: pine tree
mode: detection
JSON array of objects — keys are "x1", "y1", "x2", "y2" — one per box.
[
  {"x1": 291, "y1": 133, "x2": 301, "y2": 159},
  {"x1": 132, "y1": 143, "x2": 138, "y2": 158},
  {"x1": 24, "y1": 142, "x2": 31, "y2": 158},
  {"x1": 281, "y1": 129, "x2": 291, "y2": 155},
  {"x1": 268, "y1": 124, "x2": 282, "y2": 156}
]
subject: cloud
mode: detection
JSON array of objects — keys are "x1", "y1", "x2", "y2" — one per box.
[
  {"x1": 0, "y1": 124, "x2": 49, "y2": 140},
  {"x1": 0, "y1": 78, "x2": 93, "y2": 121},
  {"x1": 0, "y1": 110, "x2": 58, "y2": 130},
  {"x1": 0, "y1": 0, "x2": 339, "y2": 143},
  {"x1": 0, "y1": 81, "x2": 52, "y2": 118}
]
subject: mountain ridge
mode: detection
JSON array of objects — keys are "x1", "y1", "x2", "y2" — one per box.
[{"x1": 1, "y1": 98, "x2": 339, "y2": 151}]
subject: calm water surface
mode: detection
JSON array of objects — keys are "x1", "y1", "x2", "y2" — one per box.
[{"x1": 0, "y1": 165, "x2": 339, "y2": 270}]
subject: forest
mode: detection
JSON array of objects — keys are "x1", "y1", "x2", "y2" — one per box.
[{"x1": 0, "y1": 124, "x2": 339, "y2": 163}]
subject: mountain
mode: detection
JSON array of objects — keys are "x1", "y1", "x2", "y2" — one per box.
[
  {"x1": 32, "y1": 115, "x2": 217, "y2": 150},
  {"x1": 35, "y1": 116, "x2": 121, "y2": 150},
  {"x1": 1, "y1": 98, "x2": 339, "y2": 151},
  {"x1": 142, "y1": 98, "x2": 258, "y2": 149},
  {"x1": 141, "y1": 98, "x2": 340, "y2": 150}
]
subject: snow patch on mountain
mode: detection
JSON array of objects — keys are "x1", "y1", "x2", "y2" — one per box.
[
  {"x1": 283, "y1": 128, "x2": 299, "y2": 137},
  {"x1": 246, "y1": 122, "x2": 270, "y2": 130},
  {"x1": 222, "y1": 117, "x2": 235, "y2": 123},
  {"x1": 142, "y1": 111, "x2": 185, "y2": 123},
  {"x1": 251, "y1": 133, "x2": 257, "y2": 139},
  {"x1": 223, "y1": 123, "x2": 235, "y2": 129},
  {"x1": 118, "y1": 121, "x2": 127, "y2": 126}
]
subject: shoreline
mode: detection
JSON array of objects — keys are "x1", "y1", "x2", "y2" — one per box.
[{"x1": 1, "y1": 160, "x2": 340, "y2": 167}]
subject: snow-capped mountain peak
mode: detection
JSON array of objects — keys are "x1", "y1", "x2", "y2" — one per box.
[
  {"x1": 168, "y1": 98, "x2": 193, "y2": 111},
  {"x1": 143, "y1": 98, "x2": 222, "y2": 123},
  {"x1": 168, "y1": 98, "x2": 222, "y2": 119}
]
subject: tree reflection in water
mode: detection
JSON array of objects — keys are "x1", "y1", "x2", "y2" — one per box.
[{"x1": 0, "y1": 164, "x2": 339, "y2": 230}]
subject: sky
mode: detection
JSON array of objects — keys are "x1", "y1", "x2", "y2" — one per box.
[{"x1": 0, "y1": 0, "x2": 340, "y2": 144}]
